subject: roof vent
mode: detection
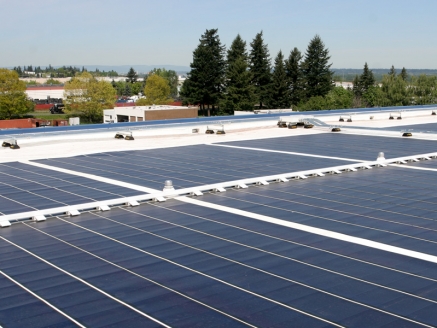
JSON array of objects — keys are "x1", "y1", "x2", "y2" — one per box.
[
  {"x1": 377, "y1": 152, "x2": 385, "y2": 161},
  {"x1": 163, "y1": 180, "x2": 175, "y2": 192}
]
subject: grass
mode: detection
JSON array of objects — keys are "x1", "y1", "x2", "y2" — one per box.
[{"x1": 26, "y1": 111, "x2": 68, "y2": 120}]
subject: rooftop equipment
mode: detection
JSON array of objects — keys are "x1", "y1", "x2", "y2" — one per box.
[
  {"x1": 339, "y1": 115, "x2": 352, "y2": 122},
  {"x1": 390, "y1": 112, "x2": 402, "y2": 120},
  {"x1": 114, "y1": 131, "x2": 134, "y2": 140},
  {"x1": 2, "y1": 139, "x2": 20, "y2": 149}
]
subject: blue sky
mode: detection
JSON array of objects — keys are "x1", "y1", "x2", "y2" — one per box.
[{"x1": 1, "y1": 0, "x2": 436, "y2": 69}]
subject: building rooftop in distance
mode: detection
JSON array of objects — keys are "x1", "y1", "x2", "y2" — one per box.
[{"x1": 1, "y1": 105, "x2": 437, "y2": 327}]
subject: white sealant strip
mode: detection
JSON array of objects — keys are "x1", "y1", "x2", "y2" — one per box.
[
  {"x1": 177, "y1": 196, "x2": 437, "y2": 264},
  {"x1": 390, "y1": 164, "x2": 437, "y2": 172},
  {"x1": 0, "y1": 270, "x2": 85, "y2": 327},
  {"x1": 0, "y1": 236, "x2": 170, "y2": 328},
  {"x1": 21, "y1": 160, "x2": 160, "y2": 193},
  {"x1": 208, "y1": 143, "x2": 362, "y2": 162}
]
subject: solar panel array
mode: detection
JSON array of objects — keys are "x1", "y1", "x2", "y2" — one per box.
[
  {"x1": 35, "y1": 145, "x2": 351, "y2": 190},
  {"x1": 218, "y1": 134, "x2": 437, "y2": 161},
  {"x1": 1, "y1": 132, "x2": 437, "y2": 327},
  {"x1": 0, "y1": 162, "x2": 141, "y2": 215}
]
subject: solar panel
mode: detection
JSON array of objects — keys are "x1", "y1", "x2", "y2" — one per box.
[
  {"x1": 0, "y1": 162, "x2": 142, "y2": 215},
  {"x1": 34, "y1": 145, "x2": 351, "y2": 190},
  {"x1": 218, "y1": 134, "x2": 437, "y2": 161},
  {"x1": 3, "y1": 123, "x2": 437, "y2": 326},
  {"x1": 2, "y1": 197, "x2": 437, "y2": 326}
]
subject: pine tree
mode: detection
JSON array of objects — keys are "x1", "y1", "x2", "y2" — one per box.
[
  {"x1": 388, "y1": 65, "x2": 396, "y2": 76},
  {"x1": 301, "y1": 35, "x2": 334, "y2": 99},
  {"x1": 400, "y1": 67, "x2": 408, "y2": 81},
  {"x1": 182, "y1": 29, "x2": 226, "y2": 116},
  {"x1": 227, "y1": 34, "x2": 248, "y2": 65},
  {"x1": 359, "y1": 62, "x2": 375, "y2": 93},
  {"x1": 352, "y1": 75, "x2": 362, "y2": 97},
  {"x1": 124, "y1": 83, "x2": 132, "y2": 96},
  {"x1": 221, "y1": 57, "x2": 255, "y2": 114},
  {"x1": 249, "y1": 31, "x2": 272, "y2": 109},
  {"x1": 285, "y1": 47, "x2": 304, "y2": 106},
  {"x1": 126, "y1": 67, "x2": 138, "y2": 83},
  {"x1": 270, "y1": 50, "x2": 290, "y2": 109},
  {"x1": 221, "y1": 35, "x2": 255, "y2": 114}
]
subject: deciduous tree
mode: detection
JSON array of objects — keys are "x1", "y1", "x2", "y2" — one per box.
[
  {"x1": 411, "y1": 75, "x2": 437, "y2": 105},
  {"x1": 64, "y1": 72, "x2": 116, "y2": 123},
  {"x1": 0, "y1": 69, "x2": 31, "y2": 119},
  {"x1": 143, "y1": 74, "x2": 172, "y2": 105},
  {"x1": 150, "y1": 68, "x2": 179, "y2": 98}
]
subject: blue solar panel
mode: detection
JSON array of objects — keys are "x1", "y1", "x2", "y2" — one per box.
[
  {"x1": 34, "y1": 145, "x2": 351, "y2": 190},
  {"x1": 384, "y1": 122, "x2": 437, "y2": 132},
  {"x1": 0, "y1": 162, "x2": 142, "y2": 215},
  {"x1": 3, "y1": 125, "x2": 437, "y2": 326},
  {"x1": 2, "y1": 196, "x2": 437, "y2": 326},
  {"x1": 218, "y1": 134, "x2": 437, "y2": 161}
]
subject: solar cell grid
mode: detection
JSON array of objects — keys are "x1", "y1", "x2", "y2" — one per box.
[
  {"x1": 189, "y1": 166, "x2": 437, "y2": 255},
  {"x1": 34, "y1": 145, "x2": 351, "y2": 190},
  {"x1": 3, "y1": 125, "x2": 437, "y2": 326},
  {"x1": 16, "y1": 203, "x2": 437, "y2": 326},
  {"x1": 0, "y1": 219, "x2": 339, "y2": 327},
  {"x1": 0, "y1": 273, "x2": 77, "y2": 328},
  {"x1": 384, "y1": 122, "x2": 437, "y2": 132},
  {"x1": 218, "y1": 134, "x2": 437, "y2": 161},
  {"x1": 0, "y1": 162, "x2": 142, "y2": 215}
]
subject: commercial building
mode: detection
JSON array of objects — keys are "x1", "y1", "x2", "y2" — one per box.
[{"x1": 103, "y1": 105, "x2": 198, "y2": 123}]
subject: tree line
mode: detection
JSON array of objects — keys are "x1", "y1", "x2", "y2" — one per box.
[
  {"x1": 181, "y1": 29, "x2": 437, "y2": 115},
  {"x1": 112, "y1": 67, "x2": 179, "y2": 99},
  {"x1": 12, "y1": 65, "x2": 119, "y2": 78},
  {"x1": 0, "y1": 67, "x2": 176, "y2": 122},
  {"x1": 351, "y1": 65, "x2": 437, "y2": 108},
  {"x1": 180, "y1": 29, "x2": 335, "y2": 115}
]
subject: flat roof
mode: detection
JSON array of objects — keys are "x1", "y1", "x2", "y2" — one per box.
[{"x1": 2, "y1": 108, "x2": 437, "y2": 327}]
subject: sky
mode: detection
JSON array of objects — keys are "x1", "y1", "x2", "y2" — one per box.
[{"x1": 1, "y1": 0, "x2": 437, "y2": 69}]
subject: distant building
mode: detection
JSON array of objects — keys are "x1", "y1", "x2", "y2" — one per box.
[{"x1": 103, "y1": 105, "x2": 197, "y2": 123}]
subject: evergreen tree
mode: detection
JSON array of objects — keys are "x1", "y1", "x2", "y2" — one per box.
[
  {"x1": 270, "y1": 50, "x2": 290, "y2": 109},
  {"x1": 221, "y1": 35, "x2": 255, "y2": 114},
  {"x1": 126, "y1": 67, "x2": 138, "y2": 83},
  {"x1": 124, "y1": 83, "x2": 132, "y2": 96},
  {"x1": 352, "y1": 75, "x2": 361, "y2": 96},
  {"x1": 353, "y1": 63, "x2": 376, "y2": 107},
  {"x1": 285, "y1": 47, "x2": 304, "y2": 106},
  {"x1": 249, "y1": 31, "x2": 272, "y2": 109},
  {"x1": 227, "y1": 34, "x2": 248, "y2": 65},
  {"x1": 301, "y1": 35, "x2": 334, "y2": 99},
  {"x1": 221, "y1": 57, "x2": 256, "y2": 114},
  {"x1": 359, "y1": 62, "x2": 375, "y2": 92},
  {"x1": 400, "y1": 67, "x2": 408, "y2": 81},
  {"x1": 388, "y1": 65, "x2": 396, "y2": 76},
  {"x1": 181, "y1": 28, "x2": 226, "y2": 116}
]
